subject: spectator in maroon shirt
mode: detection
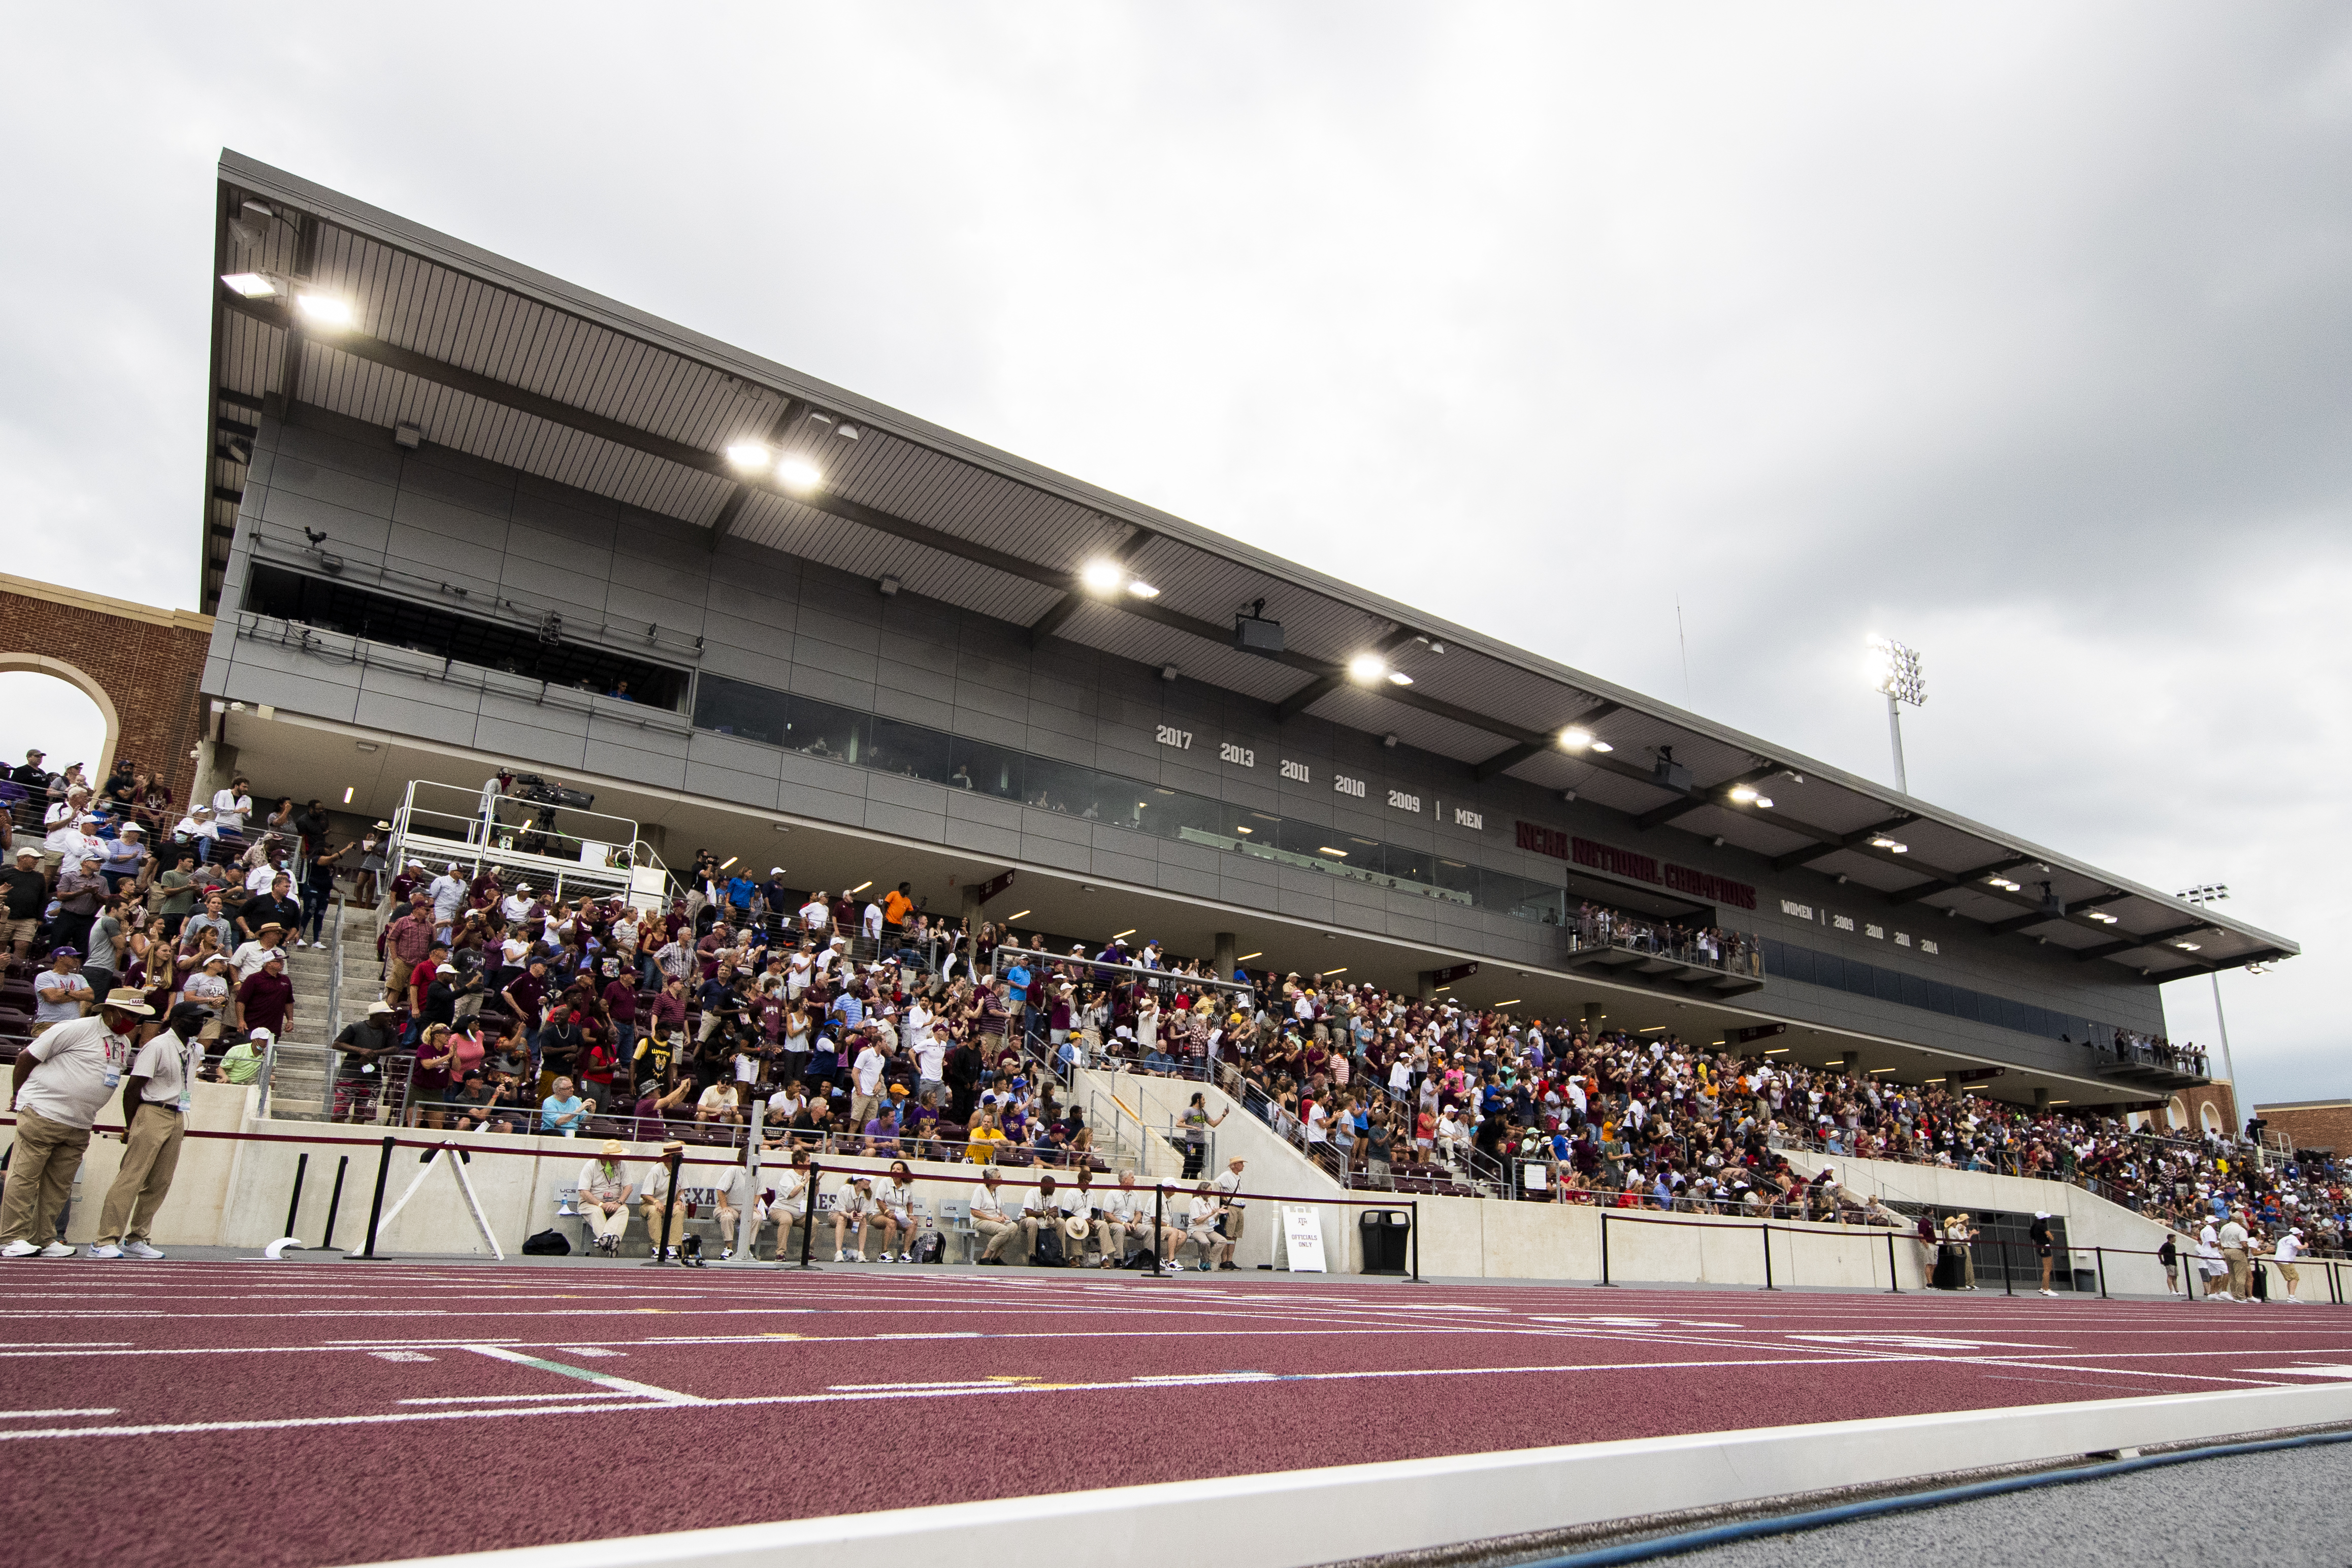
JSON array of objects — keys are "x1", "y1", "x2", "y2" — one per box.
[
  {"x1": 600, "y1": 960, "x2": 640, "y2": 1057},
  {"x1": 237, "y1": 951, "x2": 296, "y2": 1038}
]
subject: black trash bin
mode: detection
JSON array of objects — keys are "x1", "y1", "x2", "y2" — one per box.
[{"x1": 1360, "y1": 1210, "x2": 1410, "y2": 1275}]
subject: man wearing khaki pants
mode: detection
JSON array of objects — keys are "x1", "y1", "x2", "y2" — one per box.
[
  {"x1": 91, "y1": 1002, "x2": 212, "y2": 1259},
  {"x1": 971, "y1": 1169, "x2": 1020, "y2": 1264},
  {"x1": 3, "y1": 989, "x2": 156, "y2": 1258},
  {"x1": 2218, "y1": 1212, "x2": 2254, "y2": 1303}
]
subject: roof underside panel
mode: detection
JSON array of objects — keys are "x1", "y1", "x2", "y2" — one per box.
[
  {"x1": 1304, "y1": 683, "x2": 1518, "y2": 764},
  {"x1": 1052, "y1": 600, "x2": 1304, "y2": 703},
  {"x1": 731, "y1": 492, "x2": 1067, "y2": 626},
  {"x1": 296, "y1": 342, "x2": 735, "y2": 524},
  {"x1": 1122, "y1": 534, "x2": 1396, "y2": 665},
  {"x1": 814, "y1": 429, "x2": 1133, "y2": 571}
]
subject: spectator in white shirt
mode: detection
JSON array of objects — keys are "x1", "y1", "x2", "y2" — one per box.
[
  {"x1": 696, "y1": 1081, "x2": 743, "y2": 1125},
  {"x1": 709, "y1": 1158, "x2": 767, "y2": 1262},
  {"x1": 1178, "y1": 1181, "x2": 1225, "y2": 1271},
  {"x1": 576, "y1": 1142, "x2": 635, "y2": 1255},
  {"x1": 972, "y1": 1168, "x2": 1019, "y2": 1264},
  {"x1": 869, "y1": 1160, "x2": 920, "y2": 1262},
  {"x1": 3, "y1": 989, "x2": 155, "y2": 1256},
  {"x1": 861, "y1": 900, "x2": 884, "y2": 943},
  {"x1": 848, "y1": 1035, "x2": 890, "y2": 1130},
  {"x1": 770, "y1": 1150, "x2": 814, "y2": 1264},
  {"x1": 798, "y1": 894, "x2": 831, "y2": 934},
  {"x1": 1210, "y1": 1157, "x2": 1248, "y2": 1269},
  {"x1": 2218, "y1": 1214, "x2": 2253, "y2": 1302},
  {"x1": 832, "y1": 1175, "x2": 880, "y2": 1262},
  {"x1": 2275, "y1": 1227, "x2": 2305, "y2": 1304},
  {"x1": 211, "y1": 778, "x2": 252, "y2": 838},
  {"x1": 637, "y1": 1142, "x2": 692, "y2": 1262},
  {"x1": 1103, "y1": 1173, "x2": 1165, "y2": 1266},
  {"x1": 1020, "y1": 1174, "x2": 1072, "y2": 1265},
  {"x1": 32, "y1": 949, "x2": 94, "y2": 1034}
]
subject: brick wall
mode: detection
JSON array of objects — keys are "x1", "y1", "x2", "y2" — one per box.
[
  {"x1": 0, "y1": 573, "x2": 214, "y2": 811},
  {"x1": 2255, "y1": 1102, "x2": 2352, "y2": 1158}
]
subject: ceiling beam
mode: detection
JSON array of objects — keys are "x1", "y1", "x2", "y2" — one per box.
[
  {"x1": 1473, "y1": 700, "x2": 1622, "y2": 782},
  {"x1": 1027, "y1": 525, "x2": 1142, "y2": 646},
  {"x1": 1886, "y1": 854, "x2": 2038, "y2": 905},
  {"x1": 1771, "y1": 812, "x2": 1915, "y2": 871},
  {"x1": 1638, "y1": 761, "x2": 1782, "y2": 830},
  {"x1": 707, "y1": 398, "x2": 809, "y2": 550},
  {"x1": 1273, "y1": 625, "x2": 1416, "y2": 722},
  {"x1": 2074, "y1": 920, "x2": 2216, "y2": 964}
]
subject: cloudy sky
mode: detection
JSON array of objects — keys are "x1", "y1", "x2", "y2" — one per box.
[{"x1": 5, "y1": 4, "x2": 2345, "y2": 1108}]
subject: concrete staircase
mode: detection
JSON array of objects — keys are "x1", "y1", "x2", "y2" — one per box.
[{"x1": 265, "y1": 902, "x2": 382, "y2": 1121}]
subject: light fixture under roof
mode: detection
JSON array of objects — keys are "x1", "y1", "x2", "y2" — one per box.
[
  {"x1": 2086, "y1": 910, "x2": 2118, "y2": 924},
  {"x1": 1081, "y1": 560, "x2": 1125, "y2": 592},
  {"x1": 1318, "y1": 846, "x2": 1349, "y2": 858},
  {"x1": 1591, "y1": 741, "x2": 1613, "y2": 753},
  {"x1": 724, "y1": 441, "x2": 773, "y2": 470},
  {"x1": 294, "y1": 293, "x2": 352, "y2": 326},
  {"x1": 1988, "y1": 876, "x2": 2023, "y2": 892},
  {"x1": 773, "y1": 456, "x2": 822, "y2": 494},
  {"x1": 1347, "y1": 654, "x2": 1387, "y2": 681},
  {"x1": 2175, "y1": 941, "x2": 2202, "y2": 952},
  {"x1": 1558, "y1": 727, "x2": 1592, "y2": 750},
  {"x1": 1126, "y1": 579, "x2": 1160, "y2": 598},
  {"x1": 220, "y1": 272, "x2": 276, "y2": 299},
  {"x1": 1386, "y1": 671, "x2": 1413, "y2": 685},
  {"x1": 1729, "y1": 785, "x2": 1759, "y2": 803},
  {"x1": 1870, "y1": 836, "x2": 1909, "y2": 853}
]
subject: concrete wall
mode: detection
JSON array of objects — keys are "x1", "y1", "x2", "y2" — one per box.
[{"x1": 1776, "y1": 1147, "x2": 2182, "y2": 1296}]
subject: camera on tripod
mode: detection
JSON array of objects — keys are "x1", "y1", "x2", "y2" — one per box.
[{"x1": 509, "y1": 773, "x2": 596, "y2": 811}]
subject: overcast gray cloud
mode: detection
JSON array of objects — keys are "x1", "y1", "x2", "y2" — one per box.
[{"x1": 3, "y1": 2, "x2": 2344, "y2": 1108}]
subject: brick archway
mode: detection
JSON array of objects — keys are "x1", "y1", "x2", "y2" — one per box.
[
  {"x1": 0, "y1": 651, "x2": 122, "y2": 781},
  {"x1": 0, "y1": 573, "x2": 213, "y2": 810}
]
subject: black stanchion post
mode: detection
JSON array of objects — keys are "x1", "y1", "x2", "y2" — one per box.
[
  {"x1": 1760, "y1": 1224, "x2": 1775, "y2": 1291},
  {"x1": 283, "y1": 1152, "x2": 309, "y2": 1239},
  {"x1": 796, "y1": 1161, "x2": 821, "y2": 1269},
  {"x1": 2097, "y1": 1247, "x2": 2109, "y2": 1299},
  {"x1": 320, "y1": 1156, "x2": 349, "y2": 1251},
  {"x1": 1150, "y1": 1183, "x2": 1165, "y2": 1278},
  {"x1": 1887, "y1": 1230, "x2": 1900, "y2": 1293},
  {"x1": 647, "y1": 1146, "x2": 684, "y2": 1265},
  {"x1": 1599, "y1": 1213, "x2": 1612, "y2": 1287},
  {"x1": 357, "y1": 1136, "x2": 394, "y2": 1260},
  {"x1": 1408, "y1": 1199, "x2": 1420, "y2": 1283},
  {"x1": 2001, "y1": 1238, "x2": 2013, "y2": 1296}
]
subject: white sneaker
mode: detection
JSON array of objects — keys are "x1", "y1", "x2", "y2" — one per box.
[
  {"x1": 720, "y1": 1247, "x2": 734, "y2": 1261},
  {"x1": 0, "y1": 1240, "x2": 38, "y2": 1259},
  {"x1": 2211, "y1": 1293, "x2": 2234, "y2": 1302},
  {"x1": 2039, "y1": 1288, "x2": 2056, "y2": 1297},
  {"x1": 88, "y1": 1244, "x2": 123, "y2": 1258},
  {"x1": 835, "y1": 1249, "x2": 850, "y2": 1262},
  {"x1": 123, "y1": 1241, "x2": 166, "y2": 1260},
  {"x1": 39, "y1": 1243, "x2": 75, "y2": 1259}
]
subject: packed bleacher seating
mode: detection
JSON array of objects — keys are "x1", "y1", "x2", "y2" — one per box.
[{"x1": 5, "y1": 752, "x2": 2336, "y2": 1267}]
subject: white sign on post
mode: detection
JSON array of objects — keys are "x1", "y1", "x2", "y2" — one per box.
[{"x1": 1281, "y1": 1203, "x2": 1327, "y2": 1272}]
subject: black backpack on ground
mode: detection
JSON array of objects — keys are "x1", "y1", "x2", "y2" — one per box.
[
  {"x1": 914, "y1": 1230, "x2": 945, "y2": 1264},
  {"x1": 522, "y1": 1229, "x2": 571, "y2": 1256},
  {"x1": 1031, "y1": 1223, "x2": 1065, "y2": 1267}
]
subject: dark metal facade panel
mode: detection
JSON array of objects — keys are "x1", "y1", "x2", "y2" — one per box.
[{"x1": 1302, "y1": 683, "x2": 1510, "y2": 763}]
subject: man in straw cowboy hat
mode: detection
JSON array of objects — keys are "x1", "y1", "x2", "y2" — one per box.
[
  {"x1": 577, "y1": 1140, "x2": 636, "y2": 1255},
  {"x1": 3, "y1": 986, "x2": 157, "y2": 1258}
]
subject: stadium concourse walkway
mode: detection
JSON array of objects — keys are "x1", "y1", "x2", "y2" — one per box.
[{"x1": 5, "y1": 1258, "x2": 2351, "y2": 1568}]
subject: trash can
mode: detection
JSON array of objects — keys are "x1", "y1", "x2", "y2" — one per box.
[
  {"x1": 1359, "y1": 1210, "x2": 1410, "y2": 1275},
  {"x1": 2073, "y1": 1267, "x2": 2097, "y2": 1294}
]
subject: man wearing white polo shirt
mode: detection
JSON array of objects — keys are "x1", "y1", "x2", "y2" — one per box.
[{"x1": 3, "y1": 988, "x2": 156, "y2": 1257}]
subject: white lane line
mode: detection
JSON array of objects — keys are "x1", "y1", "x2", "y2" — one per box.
[
  {"x1": 371, "y1": 1351, "x2": 437, "y2": 1362},
  {"x1": 461, "y1": 1344, "x2": 707, "y2": 1406},
  {"x1": 0, "y1": 1408, "x2": 118, "y2": 1419},
  {"x1": 399, "y1": 1393, "x2": 646, "y2": 1405}
]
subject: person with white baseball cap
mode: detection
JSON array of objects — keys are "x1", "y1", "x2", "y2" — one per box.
[
  {"x1": 2, "y1": 987, "x2": 156, "y2": 1258},
  {"x1": 2275, "y1": 1225, "x2": 2306, "y2": 1303}
]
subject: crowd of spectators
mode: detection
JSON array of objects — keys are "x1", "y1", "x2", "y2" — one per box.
[{"x1": 11, "y1": 748, "x2": 2334, "y2": 1276}]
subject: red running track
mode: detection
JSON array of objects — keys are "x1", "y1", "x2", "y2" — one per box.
[{"x1": 3, "y1": 1262, "x2": 2350, "y2": 1568}]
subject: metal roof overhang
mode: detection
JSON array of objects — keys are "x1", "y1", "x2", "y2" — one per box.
[{"x1": 200, "y1": 150, "x2": 2299, "y2": 988}]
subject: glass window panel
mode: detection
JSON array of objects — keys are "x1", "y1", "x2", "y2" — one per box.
[
  {"x1": 692, "y1": 673, "x2": 793, "y2": 746},
  {"x1": 950, "y1": 736, "x2": 1023, "y2": 800},
  {"x1": 867, "y1": 716, "x2": 954, "y2": 785},
  {"x1": 787, "y1": 695, "x2": 866, "y2": 764},
  {"x1": 1382, "y1": 842, "x2": 1433, "y2": 887},
  {"x1": 1021, "y1": 756, "x2": 1092, "y2": 817},
  {"x1": 1430, "y1": 854, "x2": 1480, "y2": 901}
]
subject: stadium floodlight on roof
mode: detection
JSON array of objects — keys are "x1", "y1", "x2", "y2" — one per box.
[{"x1": 1865, "y1": 635, "x2": 1926, "y2": 794}]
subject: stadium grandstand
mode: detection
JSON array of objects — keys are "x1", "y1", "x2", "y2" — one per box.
[{"x1": 2, "y1": 150, "x2": 2344, "y2": 1568}]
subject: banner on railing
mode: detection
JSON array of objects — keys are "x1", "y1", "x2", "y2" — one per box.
[{"x1": 1282, "y1": 1203, "x2": 1327, "y2": 1272}]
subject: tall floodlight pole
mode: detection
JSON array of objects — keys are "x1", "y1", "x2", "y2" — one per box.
[
  {"x1": 1866, "y1": 636, "x2": 1926, "y2": 794},
  {"x1": 2177, "y1": 884, "x2": 2236, "y2": 1091}
]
